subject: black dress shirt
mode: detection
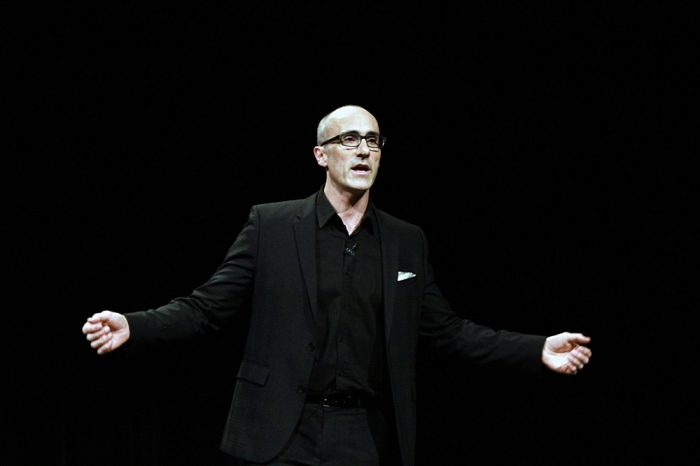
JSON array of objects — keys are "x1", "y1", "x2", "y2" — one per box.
[{"x1": 307, "y1": 190, "x2": 385, "y2": 399}]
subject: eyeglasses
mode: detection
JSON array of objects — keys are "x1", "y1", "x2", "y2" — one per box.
[{"x1": 320, "y1": 131, "x2": 386, "y2": 149}]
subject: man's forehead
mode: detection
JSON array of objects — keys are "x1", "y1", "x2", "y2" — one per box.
[{"x1": 328, "y1": 108, "x2": 379, "y2": 132}]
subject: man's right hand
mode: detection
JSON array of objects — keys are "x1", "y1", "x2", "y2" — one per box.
[{"x1": 82, "y1": 310, "x2": 130, "y2": 355}]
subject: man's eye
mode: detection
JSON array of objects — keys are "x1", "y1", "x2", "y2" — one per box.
[
  {"x1": 366, "y1": 136, "x2": 379, "y2": 145},
  {"x1": 342, "y1": 134, "x2": 359, "y2": 143}
]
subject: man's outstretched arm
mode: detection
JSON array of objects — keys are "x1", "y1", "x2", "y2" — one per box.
[
  {"x1": 542, "y1": 332, "x2": 592, "y2": 375},
  {"x1": 82, "y1": 310, "x2": 131, "y2": 355}
]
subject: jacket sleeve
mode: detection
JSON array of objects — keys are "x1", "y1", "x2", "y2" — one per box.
[
  {"x1": 417, "y1": 229, "x2": 546, "y2": 374},
  {"x1": 124, "y1": 206, "x2": 259, "y2": 348}
]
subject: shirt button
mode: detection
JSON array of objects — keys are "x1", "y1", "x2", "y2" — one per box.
[
  {"x1": 298, "y1": 385, "x2": 306, "y2": 394},
  {"x1": 307, "y1": 342, "x2": 316, "y2": 351}
]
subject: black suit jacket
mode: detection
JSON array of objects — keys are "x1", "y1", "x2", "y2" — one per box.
[{"x1": 125, "y1": 192, "x2": 546, "y2": 466}]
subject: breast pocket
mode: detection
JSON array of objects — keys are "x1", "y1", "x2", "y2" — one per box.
[{"x1": 396, "y1": 273, "x2": 420, "y2": 297}]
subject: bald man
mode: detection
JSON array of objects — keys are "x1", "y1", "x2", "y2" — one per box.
[{"x1": 84, "y1": 105, "x2": 591, "y2": 466}]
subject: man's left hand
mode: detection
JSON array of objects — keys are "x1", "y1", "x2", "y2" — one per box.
[{"x1": 542, "y1": 332, "x2": 592, "y2": 375}]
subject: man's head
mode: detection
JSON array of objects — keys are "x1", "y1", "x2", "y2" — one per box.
[{"x1": 313, "y1": 105, "x2": 383, "y2": 201}]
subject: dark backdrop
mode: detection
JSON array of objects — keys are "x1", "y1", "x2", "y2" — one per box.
[{"x1": 7, "y1": 2, "x2": 697, "y2": 465}]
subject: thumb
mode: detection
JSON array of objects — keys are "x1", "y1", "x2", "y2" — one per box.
[{"x1": 568, "y1": 333, "x2": 591, "y2": 345}]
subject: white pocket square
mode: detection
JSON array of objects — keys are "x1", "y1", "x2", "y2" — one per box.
[{"x1": 397, "y1": 271, "x2": 416, "y2": 281}]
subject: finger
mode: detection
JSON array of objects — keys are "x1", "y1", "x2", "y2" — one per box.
[
  {"x1": 87, "y1": 311, "x2": 113, "y2": 323},
  {"x1": 90, "y1": 330, "x2": 112, "y2": 349},
  {"x1": 571, "y1": 357, "x2": 587, "y2": 369},
  {"x1": 91, "y1": 334, "x2": 112, "y2": 350},
  {"x1": 97, "y1": 340, "x2": 112, "y2": 355},
  {"x1": 571, "y1": 346, "x2": 592, "y2": 361},
  {"x1": 567, "y1": 353, "x2": 587, "y2": 370},
  {"x1": 566, "y1": 354, "x2": 582, "y2": 368},
  {"x1": 86, "y1": 331, "x2": 103, "y2": 342},
  {"x1": 82, "y1": 323, "x2": 95, "y2": 334},
  {"x1": 97, "y1": 334, "x2": 116, "y2": 355},
  {"x1": 82, "y1": 322, "x2": 103, "y2": 334},
  {"x1": 577, "y1": 348, "x2": 591, "y2": 361},
  {"x1": 568, "y1": 349, "x2": 590, "y2": 366},
  {"x1": 85, "y1": 326, "x2": 110, "y2": 342},
  {"x1": 563, "y1": 361, "x2": 577, "y2": 375}
]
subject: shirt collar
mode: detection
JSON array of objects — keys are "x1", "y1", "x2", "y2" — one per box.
[{"x1": 316, "y1": 187, "x2": 375, "y2": 234}]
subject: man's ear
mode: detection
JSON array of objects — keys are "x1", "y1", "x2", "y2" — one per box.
[{"x1": 313, "y1": 146, "x2": 327, "y2": 167}]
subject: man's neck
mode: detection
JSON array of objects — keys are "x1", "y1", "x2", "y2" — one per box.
[{"x1": 323, "y1": 184, "x2": 369, "y2": 235}]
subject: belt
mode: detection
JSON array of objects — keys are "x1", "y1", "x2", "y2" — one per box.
[{"x1": 306, "y1": 392, "x2": 383, "y2": 409}]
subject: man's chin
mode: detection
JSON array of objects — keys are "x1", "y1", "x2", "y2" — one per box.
[
  {"x1": 347, "y1": 182, "x2": 374, "y2": 195},
  {"x1": 348, "y1": 175, "x2": 376, "y2": 191},
  {"x1": 327, "y1": 176, "x2": 376, "y2": 198}
]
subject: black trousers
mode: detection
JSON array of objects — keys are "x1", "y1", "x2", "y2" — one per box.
[{"x1": 237, "y1": 403, "x2": 400, "y2": 466}]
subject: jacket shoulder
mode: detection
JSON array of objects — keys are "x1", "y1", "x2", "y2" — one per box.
[
  {"x1": 374, "y1": 207, "x2": 424, "y2": 236},
  {"x1": 255, "y1": 198, "x2": 306, "y2": 213},
  {"x1": 253, "y1": 194, "x2": 314, "y2": 220}
]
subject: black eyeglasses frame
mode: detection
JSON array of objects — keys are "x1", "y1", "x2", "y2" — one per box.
[{"x1": 320, "y1": 132, "x2": 386, "y2": 149}]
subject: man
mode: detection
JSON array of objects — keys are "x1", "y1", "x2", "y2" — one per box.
[{"x1": 83, "y1": 105, "x2": 592, "y2": 466}]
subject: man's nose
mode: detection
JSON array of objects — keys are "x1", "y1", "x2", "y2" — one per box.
[{"x1": 356, "y1": 138, "x2": 371, "y2": 157}]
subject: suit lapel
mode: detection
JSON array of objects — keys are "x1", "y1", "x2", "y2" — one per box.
[
  {"x1": 293, "y1": 196, "x2": 400, "y2": 333},
  {"x1": 293, "y1": 195, "x2": 319, "y2": 323},
  {"x1": 376, "y1": 211, "x2": 399, "y2": 343}
]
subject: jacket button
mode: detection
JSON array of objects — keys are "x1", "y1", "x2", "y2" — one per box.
[
  {"x1": 298, "y1": 385, "x2": 306, "y2": 394},
  {"x1": 307, "y1": 342, "x2": 316, "y2": 351}
]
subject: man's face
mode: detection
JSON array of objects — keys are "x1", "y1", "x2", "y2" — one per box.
[{"x1": 314, "y1": 108, "x2": 381, "y2": 197}]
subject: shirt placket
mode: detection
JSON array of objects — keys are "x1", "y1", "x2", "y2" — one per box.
[{"x1": 335, "y1": 234, "x2": 358, "y2": 390}]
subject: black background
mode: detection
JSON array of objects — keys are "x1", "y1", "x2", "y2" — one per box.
[{"x1": 7, "y1": 2, "x2": 698, "y2": 465}]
